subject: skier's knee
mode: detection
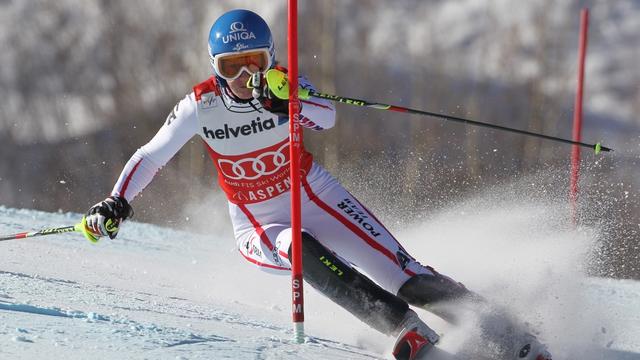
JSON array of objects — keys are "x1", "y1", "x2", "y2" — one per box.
[
  {"x1": 294, "y1": 231, "x2": 350, "y2": 282},
  {"x1": 287, "y1": 231, "x2": 320, "y2": 260}
]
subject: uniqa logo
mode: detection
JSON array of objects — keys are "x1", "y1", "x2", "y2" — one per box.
[
  {"x1": 229, "y1": 22, "x2": 247, "y2": 33},
  {"x1": 223, "y1": 21, "x2": 256, "y2": 44}
]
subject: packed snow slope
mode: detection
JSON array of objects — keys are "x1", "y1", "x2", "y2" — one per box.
[{"x1": 0, "y1": 196, "x2": 638, "y2": 359}]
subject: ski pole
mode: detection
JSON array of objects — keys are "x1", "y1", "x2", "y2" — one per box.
[
  {"x1": 258, "y1": 69, "x2": 612, "y2": 154},
  {"x1": 0, "y1": 224, "x2": 81, "y2": 242},
  {"x1": 0, "y1": 217, "x2": 98, "y2": 243}
]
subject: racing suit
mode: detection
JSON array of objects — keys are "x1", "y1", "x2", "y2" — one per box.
[{"x1": 111, "y1": 75, "x2": 441, "y2": 321}]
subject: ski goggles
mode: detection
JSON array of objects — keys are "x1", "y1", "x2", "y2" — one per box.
[{"x1": 212, "y1": 49, "x2": 272, "y2": 81}]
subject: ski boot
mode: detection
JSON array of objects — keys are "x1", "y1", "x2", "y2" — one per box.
[{"x1": 392, "y1": 309, "x2": 440, "y2": 360}]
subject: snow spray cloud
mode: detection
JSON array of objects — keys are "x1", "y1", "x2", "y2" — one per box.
[{"x1": 396, "y1": 169, "x2": 628, "y2": 358}]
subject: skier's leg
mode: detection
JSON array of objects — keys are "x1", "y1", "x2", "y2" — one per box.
[
  {"x1": 397, "y1": 272, "x2": 473, "y2": 305},
  {"x1": 294, "y1": 231, "x2": 420, "y2": 336},
  {"x1": 397, "y1": 272, "x2": 552, "y2": 359},
  {"x1": 294, "y1": 231, "x2": 440, "y2": 360},
  {"x1": 236, "y1": 223, "x2": 293, "y2": 273},
  {"x1": 237, "y1": 221, "x2": 438, "y2": 342},
  {"x1": 397, "y1": 271, "x2": 480, "y2": 324},
  {"x1": 396, "y1": 270, "x2": 552, "y2": 359},
  {"x1": 299, "y1": 170, "x2": 473, "y2": 323}
]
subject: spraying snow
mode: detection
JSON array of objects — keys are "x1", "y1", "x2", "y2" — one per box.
[{"x1": 396, "y1": 177, "x2": 639, "y2": 359}]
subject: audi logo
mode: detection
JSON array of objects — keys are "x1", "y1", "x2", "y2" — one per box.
[
  {"x1": 218, "y1": 142, "x2": 289, "y2": 180},
  {"x1": 229, "y1": 22, "x2": 247, "y2": 33}
]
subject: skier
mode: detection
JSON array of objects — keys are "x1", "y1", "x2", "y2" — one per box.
[{"x1": 83, "y1": 9, "x2": 551, "y2": 360}]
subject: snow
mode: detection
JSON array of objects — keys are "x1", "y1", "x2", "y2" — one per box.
[
  {"x1": 1, "y1": 200, "x2": 639, "y2": 359},
  {"x1": 0, "y1": 206, "x2": 385, "y2": 359}
]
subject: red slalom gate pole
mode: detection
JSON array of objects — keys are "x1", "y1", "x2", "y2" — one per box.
[
  {"x1": 570, "y1": 8, "x2": 589, "y2": 225},
  {"x1": 288, "y1": 0, "x2": 305, "y2": 343}
]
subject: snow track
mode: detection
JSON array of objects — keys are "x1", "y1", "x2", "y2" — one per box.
[
  {"x1": 0, "y1": 266, "x2": 380, "y2": 360},
  {"x1": 0, "y1": 207, "x2": 385, "y2": 359},
  {"x1": 0, "y1": 205, "x2": 638, "y2": 359}
]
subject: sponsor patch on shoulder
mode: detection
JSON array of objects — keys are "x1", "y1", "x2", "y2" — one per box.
[{"x1": 200, "y1": 94, "x2": 218, "y2": 110}]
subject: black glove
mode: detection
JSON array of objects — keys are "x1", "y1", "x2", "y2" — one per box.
[
  {"x1": 250, "y1": 72, "x2": 290, "y2": 117},
  {"x1": 85, "y1": 196, "x2": 133, "y2": 240}
]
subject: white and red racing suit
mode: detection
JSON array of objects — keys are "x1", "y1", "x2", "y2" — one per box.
[{"x1": 111, "y1": 75, "x2": 435, "y2": 294}]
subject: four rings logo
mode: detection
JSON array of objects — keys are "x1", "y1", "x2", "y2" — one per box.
[{"x1": 218, "y1": 142, "x2": 289, "y2": 180}]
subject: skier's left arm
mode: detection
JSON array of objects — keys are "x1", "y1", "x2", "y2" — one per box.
[{"x1": 297, "y1": 77, "x2": 336, "y2": 131}]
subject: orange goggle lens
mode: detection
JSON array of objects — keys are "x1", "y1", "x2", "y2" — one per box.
[{"x1": 215, "y1": 51, "x2": 270, "y2": 80}]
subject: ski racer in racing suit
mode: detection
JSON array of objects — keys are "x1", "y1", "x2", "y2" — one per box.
[{"x1": 83, "y1": 9, "x2": 551, "y2": 360}]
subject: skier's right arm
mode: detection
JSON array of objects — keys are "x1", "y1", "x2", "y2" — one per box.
[{"x1": 84, "y1": 94, "x2": 198, "y2": 241}]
